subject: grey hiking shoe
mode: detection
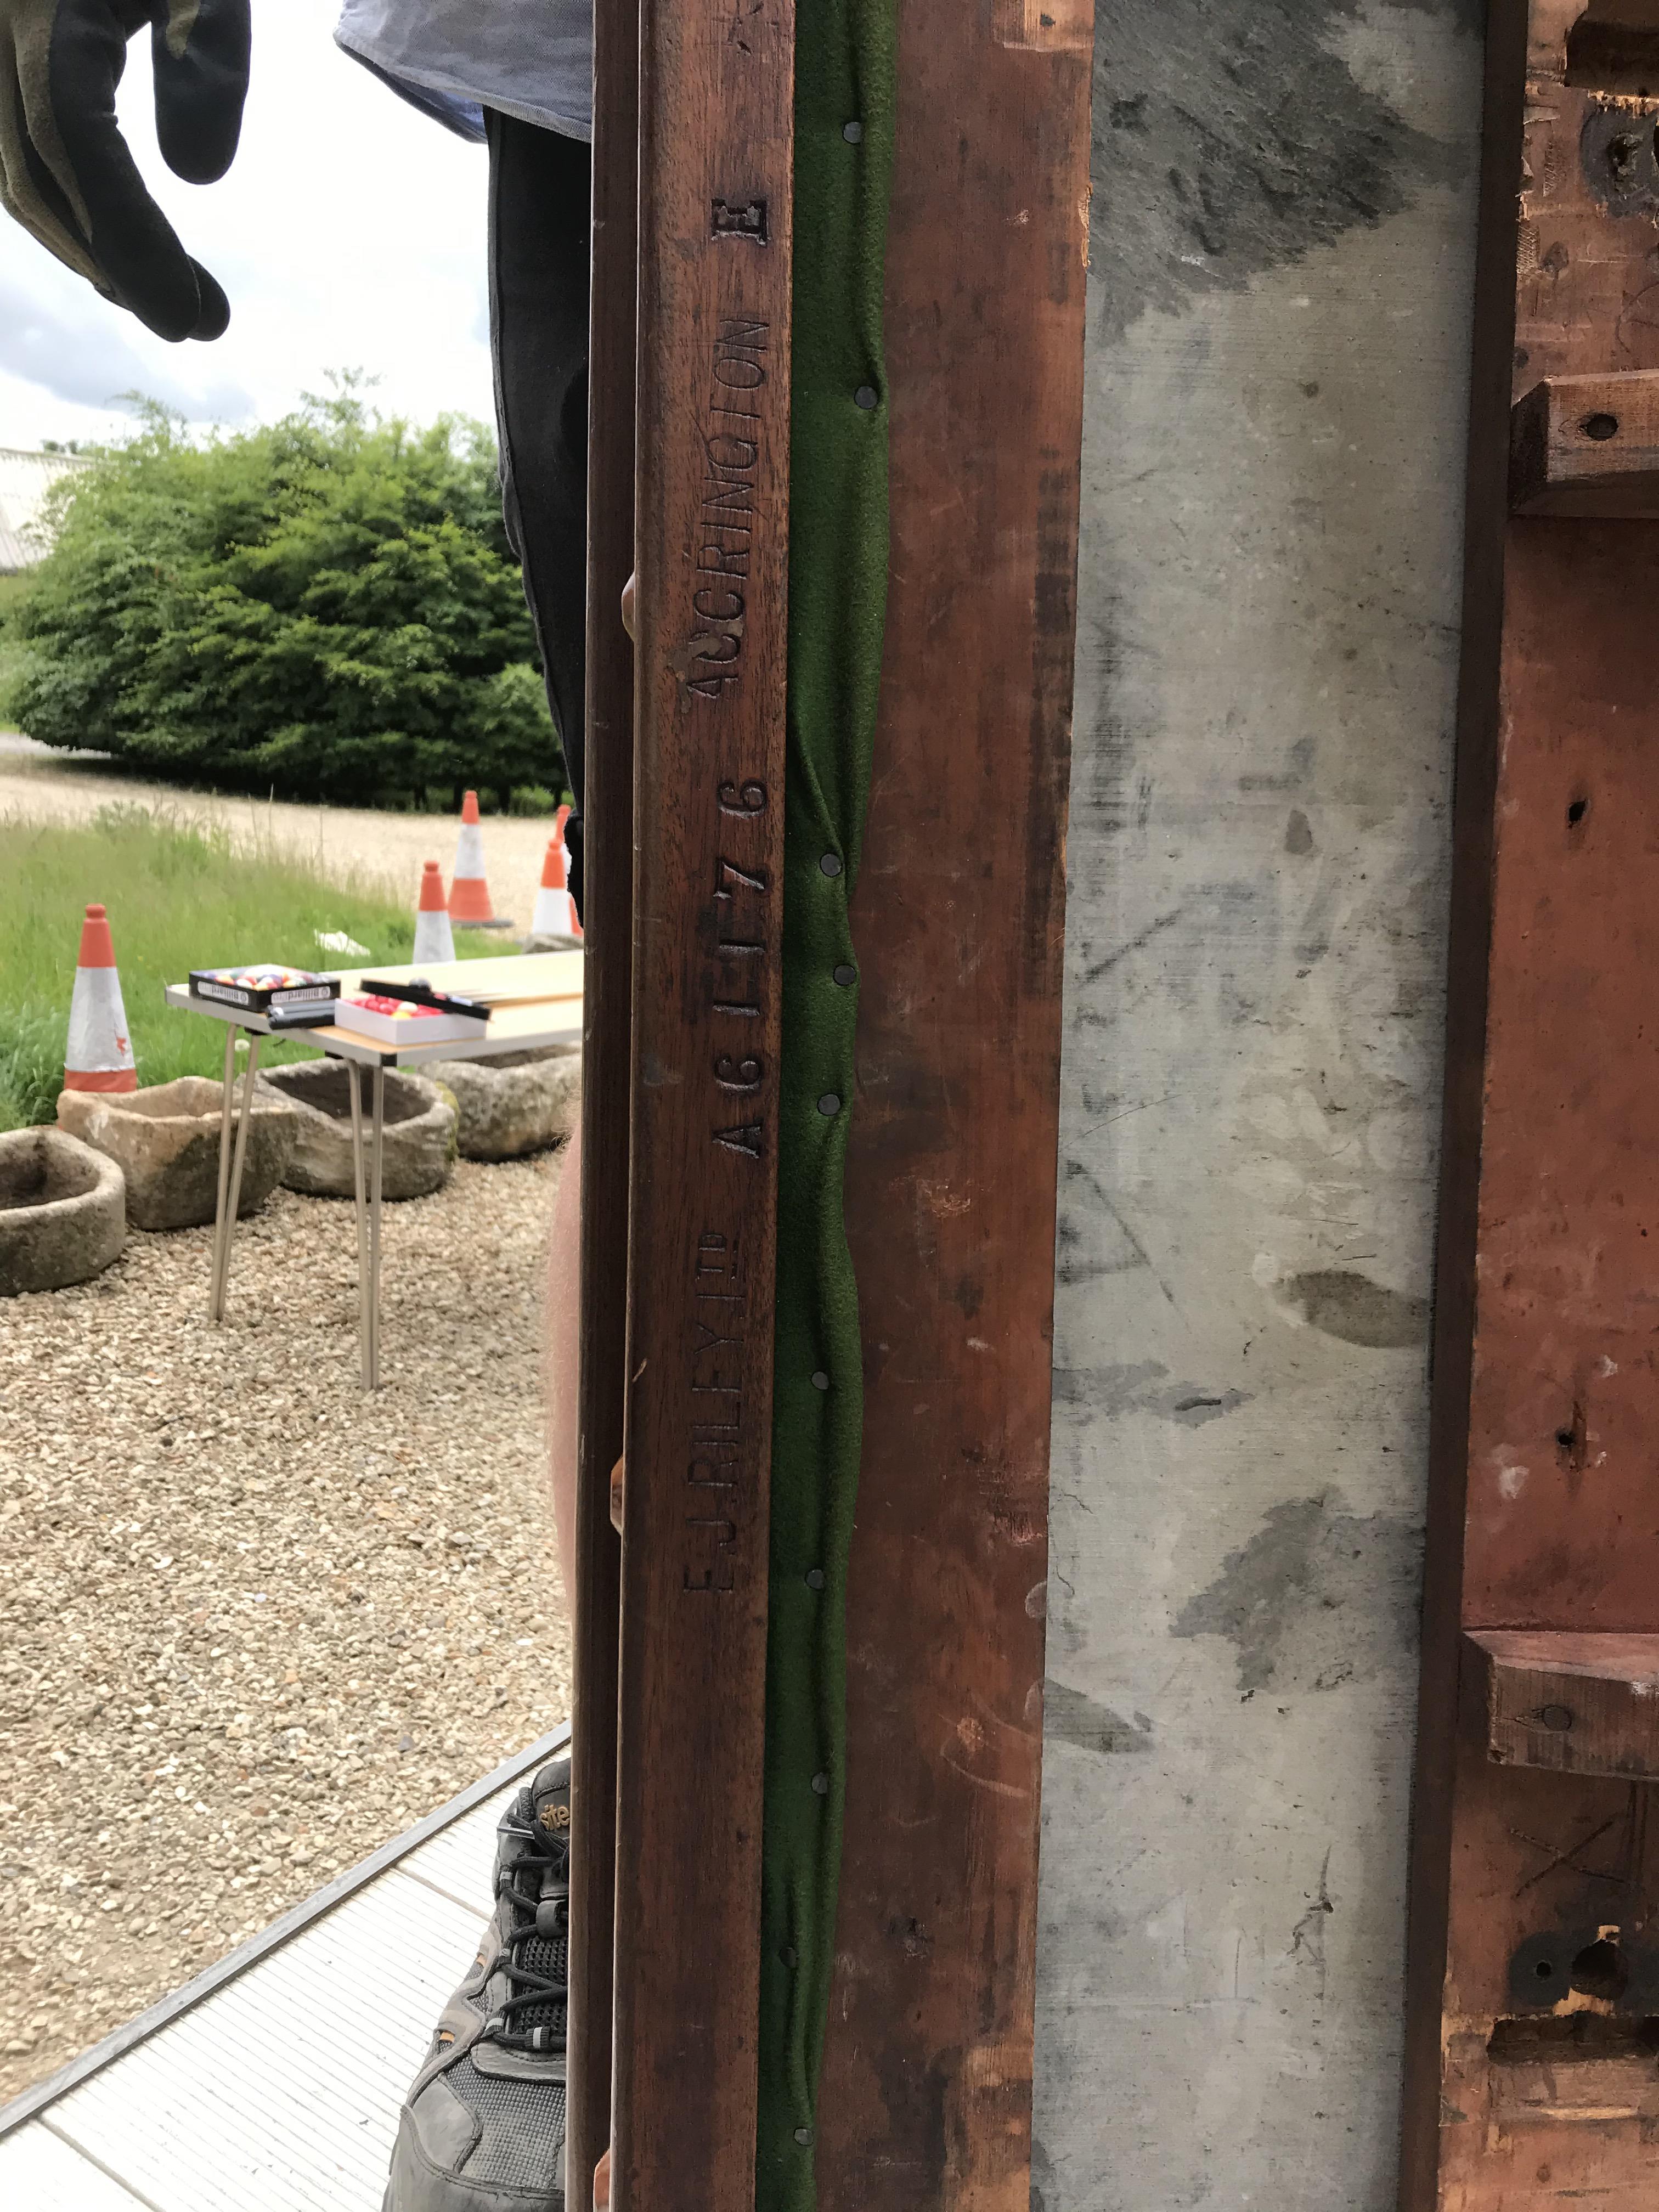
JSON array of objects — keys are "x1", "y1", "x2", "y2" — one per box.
[{"x1": 385, "y1": 1759, "x2": 571, "y2": 2210}]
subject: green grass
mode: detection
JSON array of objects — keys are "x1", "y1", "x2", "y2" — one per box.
[{"x1": 0, "y1": 804, "x2": 500, "y2": 1129}]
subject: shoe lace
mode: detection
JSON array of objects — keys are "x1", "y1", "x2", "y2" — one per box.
[{"x1": 483, "y1": 1807, "x2": 569, "y2": 2056}]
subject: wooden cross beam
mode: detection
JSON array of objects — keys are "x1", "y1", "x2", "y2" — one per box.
[{"x1": 1406, "y1": 4, "x2": 1659, "y2": 2205}]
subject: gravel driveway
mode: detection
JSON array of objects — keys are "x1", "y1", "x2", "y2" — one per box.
[{"x1": 0, "y1": 1152, "x2": 569, "y2": 2106}]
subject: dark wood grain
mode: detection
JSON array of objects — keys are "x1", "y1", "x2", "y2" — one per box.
[
  {"x1": 1403, "y1": 4, "x2": 1659, "y2": 2205},
  {"x1": 1465, "y1": 1632, "x2": 1659, "y2": 1778},
  {"x1": 1510, "y1": 370, "x2": 1659, "y2": 516},
  {"x1": 567, "y1": 0, "x2": 638, "y2": 2186},
  {"x1": 1486, "y1": 2015, "x2": 1659, "y2": 2134},
  {"x1": 608, "y1": 0, "x2": 794, "y2": 2197},
  {"x1": 1565, "y1": 0, "x2": 1659, "y2": 94},
  {"x1": 814, "y1": 0, "x2": 1091, "y2": 2202}
]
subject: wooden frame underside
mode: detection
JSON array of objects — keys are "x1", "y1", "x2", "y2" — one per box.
[
  {"x1": 610, "y1": 0, "x2": 795, "y2": 2200},
  {"x1": 816, "y1": 0, "x2": 1091, "y2": 2197},
  {"x1": 1404, "y1": 4, "x2": 1659, "y2": 2205},
  {"x1": 573, "y1": 0, "x2": 1092, "y2": 2199}
]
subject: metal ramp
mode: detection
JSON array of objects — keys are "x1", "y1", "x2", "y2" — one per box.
[{"x1": 0, "y1": 1726, "x2": 569, "y2": 2211}]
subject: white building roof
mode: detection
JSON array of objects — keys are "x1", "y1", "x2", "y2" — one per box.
[{"x1": 0, "y1": 445, "x2": 95, "y2": 573}]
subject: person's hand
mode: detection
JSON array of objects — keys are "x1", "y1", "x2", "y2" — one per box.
[
  {"x1": 594, "y1": 2147, "x2": 612, "y2": 2210},
  {"x1": 0, "y1": 0, "x2": 250, "y2": 340}
]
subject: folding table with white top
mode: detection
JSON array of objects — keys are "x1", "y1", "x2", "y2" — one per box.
[{"x1": 163, "y1": 951, "x2": 583, "y2": 1387}]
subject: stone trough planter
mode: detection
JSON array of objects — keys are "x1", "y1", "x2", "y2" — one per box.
[
  {"x1": 258, "y1": 1062, "x2": 457, "y2": 1200},
  {"x1": 59, "y1": 1077, "x2": 297, "y2": 1232},
  {"x1": 424, "y1": 1046, "x2": 581, "y2": 1161},
  {"x1": 0, "y1": 1127, "x2": 126, "y2": 1295}
]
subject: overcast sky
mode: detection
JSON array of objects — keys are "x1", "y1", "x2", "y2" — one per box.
[{"x1": 0, "y1": 0, "x2": 495, "y2": 449}]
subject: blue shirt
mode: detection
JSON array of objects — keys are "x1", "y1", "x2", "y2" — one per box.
[{"x1": 334, "y1": 1, "x2": 592, "y2": 145}]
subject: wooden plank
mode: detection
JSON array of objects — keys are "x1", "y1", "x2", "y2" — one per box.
[
  {"x1": 609, "y1": 0, "x2": 793, "y2": 2192},
  {"x1": 1487, "y1": 2016, "x2": 1659, "y2": 2131},
  {"x1": 1510, "y1": 370, "x2": 1659, "y2": 515},
  {"x1": 332, "y1": 951, "x2": 585, "y2": 997},
  {"x1": 1465, "y1": 1632, "x2": 1659, "y2": 1777},
  {"x1": 286, "y1": 1000, "x2": 583, "y2": 1062},
  {"x1": 167, "y1": 952, "x2": 585, "y2": 1015},
  {"x1": 1403, "y1": 5, "x2": 1659, "y2": 2206},
  {"x1": 815, "y1": 0, "x2": 1089, "y2": 2199},
  {"x1": 565, "y1": 0, "x2": 639, "y2": 2178}
]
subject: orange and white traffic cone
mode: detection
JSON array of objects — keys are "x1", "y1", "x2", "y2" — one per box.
[
  {"x1": 448, "y1": 790, "x2": 498, "y2": 927},
  {"x1": 412, "y1": 860, "x2": 456, "y2": 965},
  {"x1": 531, "y1": 805, "x2": 583, "y2": 939},
  {"x1": 64, "y1": 903, "x2": 137, "y2": 1093}
]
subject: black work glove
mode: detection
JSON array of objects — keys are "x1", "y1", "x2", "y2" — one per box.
[{"x1": 0, "y1": 0, "x2": 251, "y2": 341}]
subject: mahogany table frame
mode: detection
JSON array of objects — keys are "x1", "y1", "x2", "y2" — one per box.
[
  {"x1": 571, "y1": 0, "x2": 1094, "y2": 2197},
  {"x1": 1403, "y1": 5, "x2": 1659, "y2": 2206}
]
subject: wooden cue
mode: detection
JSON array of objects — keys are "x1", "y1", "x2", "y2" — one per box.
[{"x1": 608, "y1": 0, "x2": 794, "y2": 2193}]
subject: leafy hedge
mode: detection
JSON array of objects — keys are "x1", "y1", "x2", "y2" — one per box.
[{"x1": 2, "y1": 389, "x2": 565, "y2": 811}]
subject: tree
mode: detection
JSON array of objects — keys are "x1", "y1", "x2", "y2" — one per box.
[{"x1": 3, "y1": 386, "x2": 564, "y2": 810}]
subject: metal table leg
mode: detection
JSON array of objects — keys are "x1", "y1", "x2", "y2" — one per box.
[
  {"x1": 213, "y1": 1032, "x2": 262, "y2": 1321},
  {"x1": 208, "y1": 1024, "x2": 238, "y2": 1323},
  {"x1": 369, "y1": 1063, "x2": 386, "y2": 1389},
  {"x1": 348, "y1": 1064, "x2": 372, "y2": 1389}
]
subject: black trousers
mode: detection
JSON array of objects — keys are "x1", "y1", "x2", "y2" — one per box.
[{"x1": 486, "y1": 110, "x2": 592, "y2": 913}]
